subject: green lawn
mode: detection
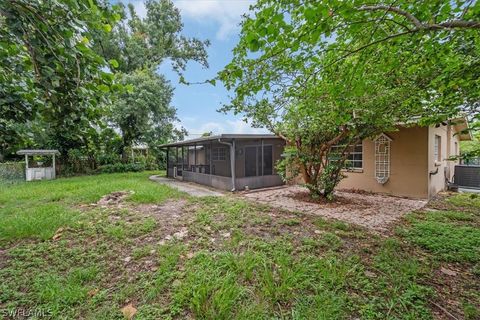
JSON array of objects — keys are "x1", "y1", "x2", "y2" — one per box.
[{"x1": 0, "y1": 172, "x2": 479, "y2": 319}]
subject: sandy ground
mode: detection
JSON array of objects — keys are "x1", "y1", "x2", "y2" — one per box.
[
  {"x1": 241, "y1": 185, "x2": 427, "y2": 233},
  {"x1": 149, "y1": 175, "x2": 224, "y2": 197}
]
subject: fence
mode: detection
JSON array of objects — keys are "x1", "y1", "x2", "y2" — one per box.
[
  {"x1": 0, "y1": 162, "x2": 26, "y2": 184},
  {"x1": 454, "y1": 165, "x2": 480, "y2": 189}
]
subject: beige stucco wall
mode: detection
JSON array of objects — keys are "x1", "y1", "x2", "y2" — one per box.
[
  {"x1": 427, "y1": 124, "x2": 461, "y2": 197},
  {"x1": 337, "y1": 126, "x2": 430, "y2": 198}
]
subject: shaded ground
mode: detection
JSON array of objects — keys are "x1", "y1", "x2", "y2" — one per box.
[
  {"x1": 149, "y1": 175, "x2": 224, "y2": 197},
  {"x1": 241, "y1": 185, "x2": 427, "y2": 233},
  {"x1": 0, "y1": 172, "x2": 479, "y2": 319}
]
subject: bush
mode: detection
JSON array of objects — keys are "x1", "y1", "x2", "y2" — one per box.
[
  {"x1": 96, "y1": 152, "x2": 121, "y2": 166},
  {"x1": 98, "y1": 163, "x2": 146, "y2": 174},
  {"x1": 0, "y1": 162, "x2": 25, "y2": 184},
  {"x1": 131, "y1": 154, "x2": 158, "y2": 170}
]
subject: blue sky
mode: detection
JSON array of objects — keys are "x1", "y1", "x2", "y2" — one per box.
[{"x1": 127, "y1": 0, "x2": 267, "y2": 138}]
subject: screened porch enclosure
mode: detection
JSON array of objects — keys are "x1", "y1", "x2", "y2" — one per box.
[{"x1": 162, "y1": 135, "x2": 285, "y2": 191}]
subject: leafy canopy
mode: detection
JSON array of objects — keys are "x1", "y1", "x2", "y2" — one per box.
[
  {"x1": 96, "y1": 0, "x2": 207, "y2": 154},
  {"x1": 0, "y1": 0, "x2": 121, "y2": 157},
  {"x1": 220, "y1": 0, "x2": 480, "y2": 198},
  {"x1": 95, "y1": 0, "x2": 209, "y2": 74}
]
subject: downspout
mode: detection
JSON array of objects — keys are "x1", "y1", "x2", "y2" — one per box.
[{"x1": 218, "y1": 138, "x2": 236, "y2": 191}]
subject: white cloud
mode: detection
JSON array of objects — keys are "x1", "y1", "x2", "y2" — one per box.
[
  {"x1": 124, "y1": 0, "x2": 254, "y2": 39},
  {"x1": 178, "y1": 117, "x2": 269, "y2": 139},
  {"x1": 174, "y1": 0, "x2": 254, "y2": 40}
]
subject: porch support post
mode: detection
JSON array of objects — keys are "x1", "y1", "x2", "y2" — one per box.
[
  {"x1": 209, "y1": 141, "x2": 212, "y2": 175},
  {"x1": 261, "y1": 139, "x2": 264, "y2": 176},
  {"x1": 52, "y1": 153, "x2": 56, "y2": 179},
  {"x1": 230, "y1": 139, "x2": 236, "y2": 191},
  {"x1": 25, "y1": 154, "x2": 29, "y2": 169},
  {"x1": 181, "y1": 146, "x2": 185, "y2": 172},
  {"x1": 194, "y1": 142, "x2": 197, "y2": 172},
  {"x1": 166, "y1": 148, "x2": 169, "y2": 177}
]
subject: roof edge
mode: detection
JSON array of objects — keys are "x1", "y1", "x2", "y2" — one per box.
[{"x1": 159, "y1": 134, "x2": 280, "y2": 148}]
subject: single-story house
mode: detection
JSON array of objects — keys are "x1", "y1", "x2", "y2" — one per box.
[
  {"x1": 160, "y1": 134, "x2": 286, "y2": 191},
  {"x1": 337, "y1": 119, "x2": 472, "y2": 199},
  {"x1": 160, "y1": 119, "x2": 472, "y2": 199}
]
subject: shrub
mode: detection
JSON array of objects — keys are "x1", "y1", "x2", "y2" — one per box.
[
  {"x1": 98, "y1": 163, "x2": 146, "y2": 174},
  {"x1": 0, "y1": 161, "x2": 25, "y2": 183}
]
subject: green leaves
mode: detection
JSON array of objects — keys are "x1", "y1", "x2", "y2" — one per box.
[
  {"x1": 0, "y1": 0, "x2": 119, "y2": 156},
  {"x1": 92, "y1": 0, "x2": 208, "y2": 74},
  {"x1": 220, "y1": 0, "x2": 480, "y2": 198},
  {"x1": 108, "y1": 59, "x2": 119, "y2": 69}
]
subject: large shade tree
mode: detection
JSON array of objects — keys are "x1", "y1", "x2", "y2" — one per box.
[
  {"x1": 0, "y1": 0, "x2": 121, "y2": 159},
  {"x1": 220, "y1": 0, "x2": 480, "y2": 199},
  {"x1": 111, "y1": 69, "x2": 181, "y2": 154},
  {"x1": 94, "y1": 0, "x2": 208, "y2": 153}
]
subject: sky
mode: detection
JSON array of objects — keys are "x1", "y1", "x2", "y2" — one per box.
[{"x1": 126, "y1": 0, "x2": 267, "y2": 139}]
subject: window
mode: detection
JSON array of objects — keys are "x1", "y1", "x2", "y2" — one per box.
[
  {"x1": 212, "y1": 147, "x2": 226, "y2": 161},
  {"x1": 434, "y1": 135, "x2": 441, "y2": 162},
  {"x1": 245, "y1": 145, "x2": 273, "y2": 177},
  {"x1": 330, "y1": 143, "x2": 363, "y2": 169}
]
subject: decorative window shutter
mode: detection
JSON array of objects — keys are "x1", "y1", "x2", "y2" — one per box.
[{"x1": 374, "y1": 133, "x2": 393, "y2": 184}]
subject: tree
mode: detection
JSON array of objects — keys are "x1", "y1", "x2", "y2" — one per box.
[
  {"x1": 110, "y1": 69, "x2": 179, "y2": 156},
  {"x1": 95, "y1": 0, "x2": 208, "y2": 159},
  {"x1": 461, "y1": 121, "x2": 480, "y2": 161},
  {"x1": 95, "y1": 0, "x2": 209, "y2": 74},
  {"x1": 220, "y1": 0, "x2": 480, "y2": 199},
  {"x1": 0, "y1": 0, "x2": 121, "y2": 159}
]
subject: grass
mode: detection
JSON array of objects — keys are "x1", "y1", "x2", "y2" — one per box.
[
  {"x1": 0, "y1": 172, "x2": 479, "y2": 319},
  {"x1": 0, "y1": 171, "x2": 182, "y2": 243}
]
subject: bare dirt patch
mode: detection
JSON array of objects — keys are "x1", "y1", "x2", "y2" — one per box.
[
  {"x1": 241, "y1": 185, "x2": 427, "y2": 233},
  {"x1": 97, "y1": 191, "x2": 133, "y2": 206}
]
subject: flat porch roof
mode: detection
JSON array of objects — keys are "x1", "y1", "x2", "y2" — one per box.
[{"x1": 158, "y1": 134, "x2": 280, "y2": 148}]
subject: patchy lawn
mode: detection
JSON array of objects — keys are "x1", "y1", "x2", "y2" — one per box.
[{"x1": 0, "y1": 173, "x2": 479, "y2": 319}]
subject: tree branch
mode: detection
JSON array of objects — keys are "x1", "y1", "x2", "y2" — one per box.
[
  {"x1": 359, "y1": 5, "x2": 423, "y2": 28},
  {"x1": 359, "y1": 4, "x2": 480, "y2": 30}
]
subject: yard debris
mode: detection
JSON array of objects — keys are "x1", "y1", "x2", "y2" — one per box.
[
  {"x1": 52, "y1": 227, "x2": 65, "y2": 240},
  {"x1": 440, "y1": 267, "x2": 457, "y2": 277},
  {"x1": 173, "y1": 227, "x2": 188, "y2": 240},
  {"x1": 364, "y1": 271, "x2": 377, "y2": 278},
  {"x1": 221, "y1": 231, "x2": 231, "y2": 238},
  {"x1": 121, "y1": 303, "x2": 137, "y2": 320},
  {"x1": 97, "y1": 191, "x2": 133, "y2": 206},
  {"x1": 123, "y1": 256, "x2": 132, "y2": 263},
  {"x1": 313, "y1": 229, "x2": 323, "y2": 235},
  {"x1": 88, "y1": 288, "x2": 99, "y2": 298},
  {"x1": 186, "y1": 252, "x2": 195, "y2": 259}
]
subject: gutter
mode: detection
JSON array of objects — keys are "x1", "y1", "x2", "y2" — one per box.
[{"x1": 218, "y1": 139, "x2": 236, "y2": 191}]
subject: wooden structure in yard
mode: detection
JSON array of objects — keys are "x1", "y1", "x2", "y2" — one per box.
[{"x1": 16, "y1": 149, "x2": 60, "y2": 181}]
